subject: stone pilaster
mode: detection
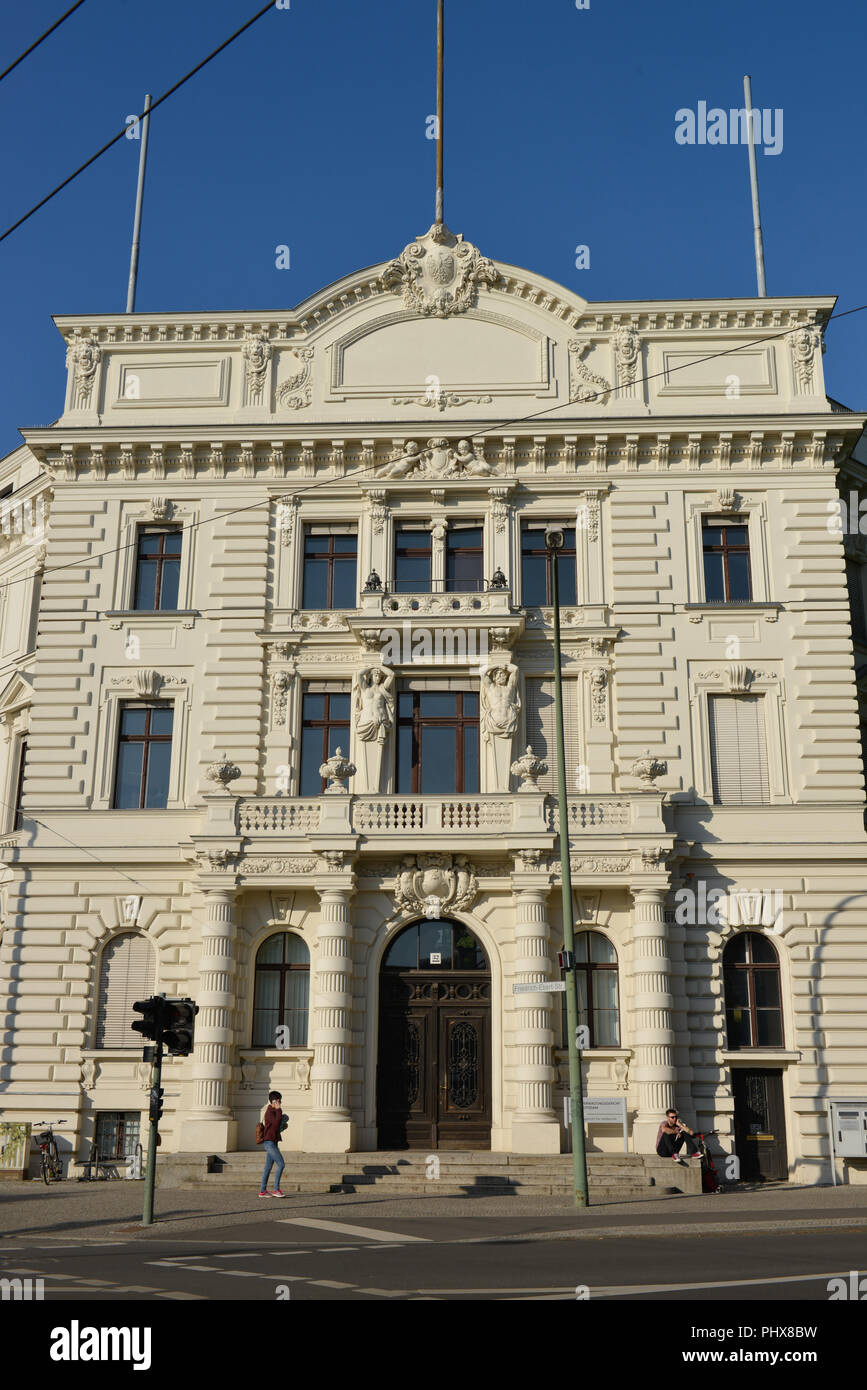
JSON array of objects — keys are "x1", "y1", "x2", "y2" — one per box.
[
  {"x1": 630, "y1": 884, "x2": 677, "y2": 1153},
  {"x1": 510, "y1": 870, "x2": 560, "y2": 1153},
  {"x1": 178, "y1": 886, "x2": 238, "y2": 1152},
  {"x1": 304, "y1": 873, "x2": 356, "y2": 1152}
]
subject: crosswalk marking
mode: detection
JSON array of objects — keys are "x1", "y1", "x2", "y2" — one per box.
[{"x1": 280, "y1": 1217, "x2": 429, "y2": 1243}]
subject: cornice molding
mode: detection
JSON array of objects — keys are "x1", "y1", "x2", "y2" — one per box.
[
  {"x1": 51, "y1": 283, "x2": 836, "y2": 347},
  {"x1": 22, "y1": 425, "x2": 860, "y2": 483}
]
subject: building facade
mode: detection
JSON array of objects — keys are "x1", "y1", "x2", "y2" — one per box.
[{"x1": 1, "y1": 221, "x2": 866, "y2": 1181}]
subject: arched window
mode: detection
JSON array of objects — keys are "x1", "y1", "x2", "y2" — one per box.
[
  {"x1": 252, "y1": 933, "x2": 310, "y2": 1047},
  {"x1": 95, "y1": 933, "x2": 155, "y2": 1048},
  {"x1": 723, "y1": 932, "x2": 783, "y2": 1049},
  {"x1": 561, "y1": 932, "x2": 620, "y2": 1047},
  {"x1": 382, "y1": 919, "x2": 488, "y2": 971}
]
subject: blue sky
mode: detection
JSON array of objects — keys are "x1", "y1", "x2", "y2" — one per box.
[{"x1": 1, "y1": 0, "x2": 865, "y2": 454}]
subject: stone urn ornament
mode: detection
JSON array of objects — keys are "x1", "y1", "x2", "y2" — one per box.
[
  {"x1": 318, "y1": 747, "x2": 356, "y2": 793},
  {"x1": 204, "y1": 752, "x2": 241, "y2": 790},
  {"x1": 511, "y1": 745, "x2": 548, "y2": 792},
  {"x1": 629, "y1": 749, "x2": 668, "y2": 785}
]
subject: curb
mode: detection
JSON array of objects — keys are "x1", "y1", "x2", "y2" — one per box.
[{"x1": 466, "y1": 1215, "x2": 867, "y2": 1243}]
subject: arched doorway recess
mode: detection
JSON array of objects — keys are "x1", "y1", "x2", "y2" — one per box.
[{"x1": 377, "y1": 917, "x2": 492, "y2": 1150}]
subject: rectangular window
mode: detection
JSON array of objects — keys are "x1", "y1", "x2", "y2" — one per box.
[
  {"x1": 113, "y1": 702, "x2": 174, "y2": 808},
  {"x1": 13, "y1": 737, "x2": 26, "y2": 829},
  {"x1": 446, "y1": 526, "x2": 484, "y2": 593},
  {"x1": 133, "y1": 528, "x2": 182, "y2": 611},
  {"x1": 702, "y1": 516, "x2": 752, "y2": 602},
  {"x1": 396, "y1": 688, "x2": 479, "y2": 793},
  {"x1": 394, "y1": 528, "x2": 432, "y2": 593},
  {"x1": 521, "y1": 525, "x2": 577, "y2": 605},
  {"x1": 709, "y1": 695, "x2": 769, "y2": 804},
  {"x1": 524, "y1": 678, "x2": 580, "y2": 793},
  {"x1": 301, "y1": 526, "x2": 357, "y2": 609},
  {"x1": 299, "y1": 684, "x2": 351, "y2": 794},
  {"x1": 94, "y1": 1112, "x2": 141, "y2": 1162},
  {"x1": 846, "y1": 558, "x2": 866, "y2": 642}
]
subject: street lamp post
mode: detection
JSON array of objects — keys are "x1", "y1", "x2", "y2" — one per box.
[{"x1": 546, "y1": 526, "x2": 590, "y2": 1208}]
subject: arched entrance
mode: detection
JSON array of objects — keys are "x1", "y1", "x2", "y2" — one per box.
[{"x1": 377, "y1": 918, "x2": 491, "y2": 1150}]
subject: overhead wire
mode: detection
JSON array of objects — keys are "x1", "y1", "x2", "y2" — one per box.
[
  {"x1": 0, "y1": 1, "x2": 275, "y2": 244},
  {"x1": 0, "y1": 1, "x2": 88, "y2": 85},
  {"x1": 0, "y1": 297, "x2": 864, "y2": 603}
]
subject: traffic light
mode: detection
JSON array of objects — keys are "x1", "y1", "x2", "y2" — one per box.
[
  {"x1": 149, "y1": 1085, "x2": 164, "y2": 1123},
  {"x1": 162, "y1": 998, "x2": 198, "y2": 1057},
  {"x1": 132, "y1": 996, "x2": 165, "y2": 1043}
]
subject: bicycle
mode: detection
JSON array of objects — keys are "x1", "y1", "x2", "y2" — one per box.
[
  {"x1": 692, "y1": 1129, "x2": 723, "y2": 1194},
  {"x1": 33, "y1": 1119, "x2": 65, "y2": 1185}
]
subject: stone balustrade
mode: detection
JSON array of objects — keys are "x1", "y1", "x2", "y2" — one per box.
[{"x1": 234, "y1": 792, "x2": 658, "y2": 839}]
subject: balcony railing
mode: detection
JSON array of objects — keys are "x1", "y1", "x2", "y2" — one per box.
[
  {"x1": 239, "y1": 801, "x2": 321, "y2": 834},
  {"x1": 354, "y1": 797, "x2": 513, "y2": 833},
  {"x1": 236, "y1": 793, "x2": 641, "y2": 839},
  {"x1": 548, "y1": 799, "x2": 632, "y2": 831}
]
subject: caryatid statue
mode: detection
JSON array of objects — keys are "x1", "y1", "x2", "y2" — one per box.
[
  {"x1": 480, "y1": 662, "x2": 520, "y2": 790},
  {"x1": 352, "y1": 665, "x2": 396, "y2": 791},
  {"x1": 354, "y1": 666, "x2": 395, "y2": 744}
]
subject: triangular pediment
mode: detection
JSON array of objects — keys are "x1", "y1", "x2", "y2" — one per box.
[{"x1": 0, "y1": 670, "x2": 33, "y2": 716}]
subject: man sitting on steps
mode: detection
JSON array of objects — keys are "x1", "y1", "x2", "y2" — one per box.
[{"x1": 656, "y1": 1108, "x2": 700, "y2": 1164}]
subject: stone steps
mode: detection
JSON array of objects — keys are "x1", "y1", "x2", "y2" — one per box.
[{"x1": 156, "y1": 1150, "x2": 701, "y2": 1195}]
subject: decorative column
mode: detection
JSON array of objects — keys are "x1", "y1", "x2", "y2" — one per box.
[
  {"x1": 584, "y1": 648, "x2": 616, "y2": 792},
  {"x1": 630, "y1": 884, "x2": 677, "y2": 1153},
  {"x1": 304, "y1": 869, "x2": 356, "y2": 1152},
  {"x1": 178, "y1": 885, "x2": 239, "y2": 1152},
  {"x1": 365, "y1": 489, "x2": 391, "y2": 589},
  {"x1": 488, "y1": 485, "x2": 513, "y2": 583},
  {"x1": 430, "y1": 514, "x2": 447, "y2": 588},
  {"x1": 510, "y1": 865, "x2": 560, "y2": 1153},
  {"x1": 574, "y1": 487, "x2": 608, "y2": 606}
]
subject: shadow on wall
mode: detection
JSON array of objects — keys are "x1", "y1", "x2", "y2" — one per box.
[{"x1": 811, "y1": 889, "x2": 867, "y2": 1184}]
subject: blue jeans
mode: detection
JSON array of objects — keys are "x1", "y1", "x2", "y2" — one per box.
[{"x1": 260, "y1": 1141, "x2": 284, "y2": 1191}]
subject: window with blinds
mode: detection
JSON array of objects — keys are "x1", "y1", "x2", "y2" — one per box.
[
  {"x1": 708, "y1": 695, "x2": 770, "y2": 804},
  {"x1": 95, "y1": 933, "x2": 156, "y2": 1048},
  {"x1": 524, "y1": 678, "x2": 581, "y2": 793}
]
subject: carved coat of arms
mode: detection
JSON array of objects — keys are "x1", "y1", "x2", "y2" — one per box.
[
  {"x1": 381, "y1": 223, "x2": 499, "y2": 318},
  {"x1": 393, "y1": 853, "x2": 478, "y2": 918}
]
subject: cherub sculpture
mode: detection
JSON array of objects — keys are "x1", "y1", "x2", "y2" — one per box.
[
  {"x1": 378, "y1": 441, "x2": 425, "y2": 478},
  {"x1": 449, "y1": 439, "x2": 493, "y2": 476}
]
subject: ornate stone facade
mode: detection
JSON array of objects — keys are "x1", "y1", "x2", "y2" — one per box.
[{"x1": 0, "y1": 225, "x2": 864, "y2": 1183}]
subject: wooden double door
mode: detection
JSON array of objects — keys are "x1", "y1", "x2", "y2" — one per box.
[
  {"x1": 377, "y1": 973, "x2": 492, "y2": 1150},
  {"x1": 732, "y1": 1068, "x2": 788, "y2": 1181}
]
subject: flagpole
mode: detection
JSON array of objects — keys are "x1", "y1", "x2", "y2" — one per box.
[
  {"x1": 743, "y1": 75, "x2": 767, "y2": 297},
  {"x1": 436, "y1": 0, "x2": 444, "y2": 224},
  {"x1": 126, "y1": 93, "x2": 152, "y2": 313}
]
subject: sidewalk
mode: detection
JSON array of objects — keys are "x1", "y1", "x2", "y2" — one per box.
[{"x1": 2, "y1": 1179, "x2": 867, "y2": 1243}]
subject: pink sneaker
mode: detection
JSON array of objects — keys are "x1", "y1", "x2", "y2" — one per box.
[
  {"x1": 270, "y1": 1189, "x2": 286, "y2": 1198},
  {"x1": 258, "y1": 1190, "x2": 269, "y2": 1197}
]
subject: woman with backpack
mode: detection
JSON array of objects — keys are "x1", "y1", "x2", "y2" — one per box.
[{"x1": 257, "y1": 1090, "x2": 287, "y2": 1197}]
